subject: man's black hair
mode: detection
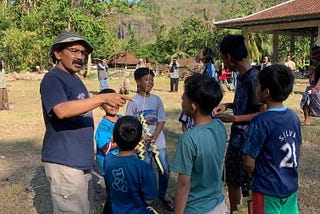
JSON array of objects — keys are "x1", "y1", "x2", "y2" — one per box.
[
  {"x1": 184, "y1": 73, "x2": 223, "y2": 114},
  {"x1": 99, "y1": 88, "x2": 116, "y2": 94},
  {"x1": 134, "y1": 67, "x2": 155, "y2": 81},
  {"x1": 259, "y1": 64, "x2": 294, "y2": 102},
  {"x1": 113, "y1": 116, "x2": 142, "y2": 151},
  {"x1": 219, "y1": 34, "x2": 248, "y2": 61}
]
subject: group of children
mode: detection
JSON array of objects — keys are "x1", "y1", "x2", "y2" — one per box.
[{"x1": 95, "y1": 34, "x2": 302, "y2": 214}]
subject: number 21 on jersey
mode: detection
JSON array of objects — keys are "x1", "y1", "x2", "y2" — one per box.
[{"x1": 279, "y1": 142, "x2": 298, "y2": 168}]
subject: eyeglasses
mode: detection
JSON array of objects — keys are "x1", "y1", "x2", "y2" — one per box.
[{"x1": 65, "y1": 47, "x2": 89, "y2": 57}]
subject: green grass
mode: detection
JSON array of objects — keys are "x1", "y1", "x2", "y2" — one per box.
[{"x1": 0, "y1": 76, "x2": 319, "y2": 213}]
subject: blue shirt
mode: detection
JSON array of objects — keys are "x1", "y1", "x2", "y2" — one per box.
[
  {"x1": 243, "y1": 107, "x2": 302, "y2": 198},
  {"x1": 95, "y1": 115, "x2": 122, "y2": 175},
  {"x1": 172, "y1": 119, "x2": 227, "y2": 213},
  {"x1": 203, "y1": 62, "x2": 218, "y2": 81},
  {"x1": 40, "y1": 68, "x2": 94, "y2": 169},
  {"x1": 104, "y1": 154, "x2": 157, "y2": 214},
  {"x1": 230, "y1": 67, "x2": 261, "y2": 148}
]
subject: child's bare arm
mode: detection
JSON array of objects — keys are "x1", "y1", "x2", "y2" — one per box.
[
  {"x1": 110, "y1": 142, "x2": 118, "y2": 150},
  {"x1": 181, "y1": 123, "x2": 187, "y2": 132},
  {"x1": 243, "y1": 154, "x2": 255, "y2": 178},
  {"x1": 149, "y1": 122, "x2": 165, "y2": 142},
  {"x1": 145, "y1": 199, "x2": 154, "y2": 205},
  {"x1": 175, "y1": 174, "x2": 190, "y2": 214},
  {"x1": 216, "y1": 104, "x2": 266, "y2": 123}
]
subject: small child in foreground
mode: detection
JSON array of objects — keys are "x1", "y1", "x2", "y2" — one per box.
[
  {"x1": 103, "y1": 116, "x2": 157, "y2": 214},
  {"x1": 95, "y1": 88, "x2": 122, "y2": 213},
  {"x1": 243, "y1": 64, "x2": 302, "y2": 214}
]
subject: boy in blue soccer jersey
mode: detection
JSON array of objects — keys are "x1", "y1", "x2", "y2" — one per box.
[{"x1": 243, "y1": 64, "x2": 302, "y2": 214}]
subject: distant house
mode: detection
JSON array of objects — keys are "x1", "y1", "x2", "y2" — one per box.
[
  {"x1": 177, "y1": 58, "x2": 201, "y2": 77},
  {"x1": 108, "y1": 52, "x2": 139, "y2": 70},
  {"x1": 178, "y1": 58, "x2": 196, "y2": 68}
]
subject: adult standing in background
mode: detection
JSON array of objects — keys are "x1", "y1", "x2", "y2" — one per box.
[
  {"x1": 284, "y1": 54, "x2": 296, "y2": 71},
  {"x1": 97, "y1": 56, "x2": 109, "y2": 91},
  {"x1": 197, "y1": 47, "x2": 218, "y2": 81},
  {"x1": 284, "y1": 54, "x2": 296, "y2": 93},
  {"x1": 260, "y1": 55, "x2": 271, "y2": 71},
  {"x1": 40, "y1": 32, "x2": 131, "y2": 214},
  {"x1": 169, "y1": 58, "x2": 180, "y2": 92},
  {"x1": 300, "y1": 45, "x2": 320, "y2": 126},
  {"x1": 0, "y1": 59, "x2": 10, "y2": 110},
  {"x1": 136, "y1": 58, "x2": 145, "y2": 69}
]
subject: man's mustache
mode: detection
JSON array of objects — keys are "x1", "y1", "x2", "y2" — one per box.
[{"x1": 73, "y1": 60, "x2": 83, "y2": 66}]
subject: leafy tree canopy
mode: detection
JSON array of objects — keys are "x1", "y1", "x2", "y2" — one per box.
[{"x1": 0, "y1": 0, "x2": 310, "y2": 73}]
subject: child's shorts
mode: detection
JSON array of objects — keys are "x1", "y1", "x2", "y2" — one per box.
[
  {"x1": 225, "y1": 144, "x2": 251, "y2": 197},
  {"x1": 252, "y1": 191, "x2": 298, "y2": 214}
]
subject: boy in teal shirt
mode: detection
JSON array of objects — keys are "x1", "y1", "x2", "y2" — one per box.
[{"x1": 172, "y1": 73, "x2": 228, "y2": 214}]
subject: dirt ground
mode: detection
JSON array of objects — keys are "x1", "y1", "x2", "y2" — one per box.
[{"x1": 0, "y1": 78, "x2": 319, "y2": 214}]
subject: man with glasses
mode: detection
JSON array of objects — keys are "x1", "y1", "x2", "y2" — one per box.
[{"x1": 40, "y1": 32, "x2": 131, "y2": 214}]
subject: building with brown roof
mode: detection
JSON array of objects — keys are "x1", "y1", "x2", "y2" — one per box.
[
  {"x1": 178, "y1": 58, "x2": 197, "y2": 68},
  {"x1": 108, "y1": 52, "x2": 139, "y2": 69},
  {"x1": 214, "y1": 0, "x2": 320, "y2": 62}
]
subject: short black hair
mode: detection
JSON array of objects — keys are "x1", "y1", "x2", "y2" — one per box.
[
  {"x1": 219, "y1": 34, "x2": 248, "y2": 61},
  {"x1": 259, "y1": 64, "x2": 294, "y2": 102},
  {"x1": 184, "y1": 73, "x2": 223, "y2": 114},
  {"x1": 99, "y1": 56, "x2": 106, "y2": 61},
  {"x1": 202, "y1": 47, "x2": 215, "y2": 64},
  {"x1": 99, "y1": 88, "x2": 116, "y2": 94},
  {"x1": 134, "y1": 67, "x2": 155, "y2": 81},
  {"x1": 113, "y1": 116, "x2": 142, "y2": 151}
]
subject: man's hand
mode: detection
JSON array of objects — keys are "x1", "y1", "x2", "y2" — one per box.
[
  {"x1": 101, "y1": 93, "x2": 132, "y2": 107},
  {"x1": 213, "y1": 104, "x2": 227, "y2": 115},
  {"x1": 214, "y1": 113, "x2": 236, "y2": 123}
]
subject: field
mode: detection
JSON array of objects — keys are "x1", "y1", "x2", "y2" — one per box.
[{"x1": 0, "y1": 75, "x2": 319, "y2": 214}]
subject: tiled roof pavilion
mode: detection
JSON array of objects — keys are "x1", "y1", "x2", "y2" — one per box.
[{"x1": 214, "y1": 0, "x2": 320, "y2": 62}]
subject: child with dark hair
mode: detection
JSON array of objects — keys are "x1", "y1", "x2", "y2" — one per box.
[
  {"x1": 172, "y1": 73, "x2": 228, "y2": 214},
  {"x1": 214, "y1": 34, "x2": 265, "y2": 214},
  {"x1": 95, "y1": 88, "x2": 122, "y2": 213},
  {"x1": 197, "y1": 47, "x2": 218, "y2": 81},
  {"x1": 179, "y1": 47, "x2": 218, "y2": 132},
  {"x1": 126, "y1": 67, "x2": 174, "y2": 211},
  {"x1": 243, "y1": 64, "x2": 302, "y2": 214},
  {"x1": 103, "y1": 116, "x2": 158, "y2": 214},
  {"x1": 95, "y1": 88, "x2": 121, "y2": 170}
]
